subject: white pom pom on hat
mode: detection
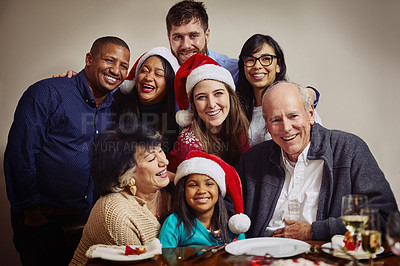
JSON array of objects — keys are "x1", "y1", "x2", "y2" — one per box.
[
  {"x1": 175, "y1": 109, "x2": 194, "y2": 129},
  {"x1": 174, "y1": 54, "x2": 235, "y2": 127},
  {"x1": 119, "y1": 47, "x2": 180, "y2": 95},
  {"x1": 175, "y1": 150, "x2": 251, "y2": 235}
]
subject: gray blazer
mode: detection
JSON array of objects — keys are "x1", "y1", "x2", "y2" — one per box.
[{"x1": 236, "y1": 123, "x2": 398, "y2": 240}]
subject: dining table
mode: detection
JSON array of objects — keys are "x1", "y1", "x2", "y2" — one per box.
[{"x1": 86, "y1": 240, "x2": 400, "y2": 265}]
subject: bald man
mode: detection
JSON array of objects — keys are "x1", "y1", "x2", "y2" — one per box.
[{"x1": 236, "y1": 81, "x2": 397, "y2": 241}]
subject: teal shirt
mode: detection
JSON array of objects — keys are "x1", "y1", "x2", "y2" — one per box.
[{"x1": 159, "y1": 213, "x2": 245, "y2": 248}]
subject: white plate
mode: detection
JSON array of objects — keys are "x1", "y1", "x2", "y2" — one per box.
[
  {"x1": 321, "y1": 243, "x2": 384, "y2": 260},
  {"x1": 87, "y1": 245, "x2": 155, "y2": 261},
  {"x1": 85, "y1": 238, "x2": 162, "y2": 262},
  {"x1": 225, "y1": 237, "x2": 311, "y2": 258}
]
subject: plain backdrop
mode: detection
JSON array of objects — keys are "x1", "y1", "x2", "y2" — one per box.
[{"x1": 1, "y1": 0, "x2": 399, "y2": 264}]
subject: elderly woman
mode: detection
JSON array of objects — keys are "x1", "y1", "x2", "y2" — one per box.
[{"x1": 69, "y1": 125, "x2": 170, "y2": 265}]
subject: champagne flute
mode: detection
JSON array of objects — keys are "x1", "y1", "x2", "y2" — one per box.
[
  {"x1": 341, "y1": 195, "x2": 369, "y2": 252},
  {"x1": 386, "y1": 211, "x2": 400, "y2": 256},
  {"x1": 361, "y1": 208, "x2": 381, "y2": 265}
]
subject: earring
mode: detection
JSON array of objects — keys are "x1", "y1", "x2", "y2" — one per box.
[{"x1": 128, "y1": 178, "x2": 137, "y2": 196}]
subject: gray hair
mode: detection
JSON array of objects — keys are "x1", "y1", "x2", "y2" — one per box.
[
  {"x1": 261, "y1": 80, "x2": 312, "y2": 114},
  {"x1": 111, "y1": 166, "x2": 137, "y2": 193}
]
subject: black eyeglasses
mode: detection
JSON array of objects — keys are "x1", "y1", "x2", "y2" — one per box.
[{"x1": 242, "y1": 54, "x2": 277, "y2": 67}]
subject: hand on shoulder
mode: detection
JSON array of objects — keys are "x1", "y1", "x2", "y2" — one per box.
[{"x1": 52, "y1": 70, "x2": 77, "y2": 78}]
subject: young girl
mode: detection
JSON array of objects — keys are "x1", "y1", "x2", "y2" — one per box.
[
  {"x1": 167, "y1": 54, "x2": 250, "y2": 172},
  {"x1": 159, "y1": 150, "x2": 250, "y2": 248}
]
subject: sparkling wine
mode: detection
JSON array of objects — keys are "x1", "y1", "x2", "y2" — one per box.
[
  {"x1": 361, "y1": 230, "x2": 381, "y2": 254},
  {"x1": 342, "y1": 215, "x2": 369, "y2": 233}
]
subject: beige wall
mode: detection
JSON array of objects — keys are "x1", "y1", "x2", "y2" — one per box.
[{"x1": 1, "y1": 0, "x2": 399, "y2": 264}]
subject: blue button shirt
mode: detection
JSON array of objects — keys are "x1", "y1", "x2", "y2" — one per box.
[
  {"x1": 208, "y1": 48, "x2": 239, "y2": 84},
  {"x1": 4, "y1": 70, "x2": 114, "y2": 212}
]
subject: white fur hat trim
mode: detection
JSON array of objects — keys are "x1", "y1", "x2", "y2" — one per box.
[
  {"x1": 119, "y1": 47, "x2": 179, "y2": 95},
  {"x1": 174, "y1": 157, "x2": 226, "y2": 197},
  {"x1": 119, "y1": 79, "x2": 136, "y2": 95},
  {"x1": 135, "y1": 47, "x2": 180, "y2": 77},
  {"x1": 185, "y1": 64, "x2": 235, "y2": 94}
]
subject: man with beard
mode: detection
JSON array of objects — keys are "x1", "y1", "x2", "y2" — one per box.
[
  {"x1": 166, "y1": 0, "x2": 322, "y2": 106},
  {"x1": 166, "y1": 0, "x2": 239, "y2": 82},
  {"x1": 4, "y1": 36, "x2": 130, "y2": 265}
]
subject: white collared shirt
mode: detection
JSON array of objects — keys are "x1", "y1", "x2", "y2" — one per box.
[{"x1": 265, "y1": 143, "x2": 324, "y2": 236}]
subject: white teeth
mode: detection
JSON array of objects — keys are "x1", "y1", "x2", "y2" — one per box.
[
  {"x1": 207, "y1": 110, "x2": 220, "y2": 116},
  {"x1": 105, "y1": 75, "x2": 117, "y2": 82},
  {"x1": 195, "y1": 197, "x2": 210, "y2": 203},
  {"x1": 181, "y1": 51, "x2": 195, "y2": 56},
  {"x1": 142, "y1": 84, "x2": 154, "y2": 89},
  {"x1": 253, "y1": 73, "x2": 265, "y2": 78},
  {"x1": 283, "y1": 135, "x2": 296, "y2": 141},
  {"x1": 156, "y1": 169, "x2": 167, "y2": 176}
]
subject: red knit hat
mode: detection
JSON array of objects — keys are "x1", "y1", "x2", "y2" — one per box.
[
  {"x1": 119, "y1": 47, "x2": 180, "y2": 94},
  {"x1": 174, "y1": 150, "x2": 251, "y2": 235},
  {"x1": 174, "y1": 54, "x2": 236, "y2": 127}
]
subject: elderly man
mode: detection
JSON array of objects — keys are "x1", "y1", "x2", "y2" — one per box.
[
  {"x1": 4, "y1": 36, "x2": 130, "y2": 265},
  {"x1": 236, "y1": 81, "x2": 398, "y2": 241}
]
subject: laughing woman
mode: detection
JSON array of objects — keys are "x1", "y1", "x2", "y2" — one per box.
[
  {"x1": 69, "y1": 125, "x2": 170, "y2": 265},
  {"x1": 167, "y1": 54, "x2": 249, "y2": 172},
  {"x1": 55, "y1": 47, "x2": 180, "y2": 153},
  {"x1": 112, "y1": 47, "x2": 180, "y2": 153}
]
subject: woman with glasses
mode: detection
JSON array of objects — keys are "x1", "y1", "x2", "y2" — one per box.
[{"x1": 237, "y1": 34, "x2": 322, "y2": 146}]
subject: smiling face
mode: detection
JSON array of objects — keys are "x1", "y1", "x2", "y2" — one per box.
[
  {"x1": 132, "y1": 145, "x2": 169, "y2": 194},
  {"x1": 244, "y1": 43, "x2": 280, "y2": 91},
  {"x1": 192, "y1": 80, "x2": 230, "y2": 133},
  {"x1": 85, "y1": 43, "x2": 130, "y2": 102},
  {"x1": 136, "y1": 56, "x2": 167, "y2": 105},
  {"x1": 263, "y1": 83, "x2": 315, "y2": 162},
  {"x1": 168, "y1": 19, "x2": 209, "y2": 65},
  {"x1": 185, "y1": 173, "x2": 219, "y2": 217}
]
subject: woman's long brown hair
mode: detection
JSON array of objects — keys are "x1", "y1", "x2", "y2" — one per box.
[{"x1": 189, "y1": 83, "x2": 249, "y2": 166}]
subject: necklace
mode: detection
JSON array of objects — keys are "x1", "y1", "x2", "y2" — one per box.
[
  {"x1": 210, "y1": 229, "x2": 222, "y2": 242},
  {"x1": 145, "y1": 190, "x2": 161, "y2": 217}
]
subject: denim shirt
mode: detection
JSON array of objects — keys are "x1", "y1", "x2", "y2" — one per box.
[
  {"x1": 4, "y1": 70, "x2": 114, "y2": 212},
  {"x1": 208, "y1": 48, "x2": 239, "y2": 84}
]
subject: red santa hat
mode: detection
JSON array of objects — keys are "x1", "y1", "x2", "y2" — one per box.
[
  {"x1": 119, "y1": 46, "x2": 180, "y2": 94},
  {"x1": 174, "y1": 150, "x2": 251, "y2": 235},
  {"x1": 174, "y1": 54, "x2": 236, "y2": 127}
]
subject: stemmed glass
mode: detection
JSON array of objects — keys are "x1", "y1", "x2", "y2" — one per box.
[
  {"x1": 341, "y1": 195, "x2": 369, "y2": 253},
  {"x1": 360, "y1": 208, "x2": 381, "y2": 265},
  {"x1": 386, "y1": 211, "x2": 400, "y2": 256}
]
